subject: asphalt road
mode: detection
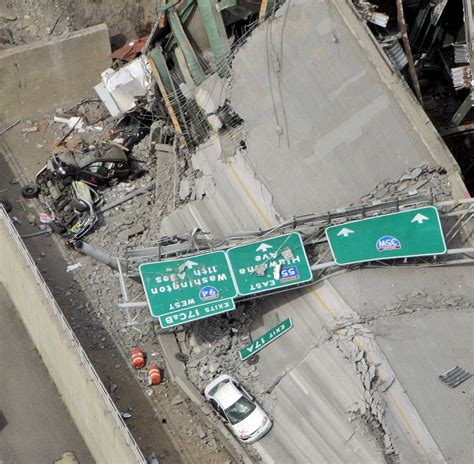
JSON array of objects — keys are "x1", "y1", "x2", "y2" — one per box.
[{"x1": 0, "y1": 285, "x2": 94, "y2": 464}]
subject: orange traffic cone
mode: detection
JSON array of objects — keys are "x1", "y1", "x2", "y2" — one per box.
[
  {"x1": 148, "y1": 363, "x2": 161, "y2": 385},
  {"x1": 131, "y1": 347, "x2": 145, "y2": 369}
]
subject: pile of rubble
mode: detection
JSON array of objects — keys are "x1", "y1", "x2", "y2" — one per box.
[
  {"x1": 359, "y1": 165, "x2": 451, "y2": 203},
  {"x1": 376, "y1": 291, "x2": 472, "y2": 320},
  {"x1": 177, "y1": 302, "x2": 277, "y2": 415},
  {"x1": 336, "y1": 331, "x2": 397, "y2": 459}
]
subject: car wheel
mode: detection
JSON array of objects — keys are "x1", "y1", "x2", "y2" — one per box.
[
  {"x1": 62, "y1": 176, "x2": 73, "y2": 186},
  {"x1": 21, "y1": 184, "x2": 40, "y2": 199},
  {"x1": 0, "y1": 199, "x2": 12, "y2": 213},
  {"x1": 49, "y1": 221, "x2": 66, "y2": 234}
]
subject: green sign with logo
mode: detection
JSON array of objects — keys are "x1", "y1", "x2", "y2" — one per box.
[
  {"x1": 240, "y1": 317, "x2": 293, "y2": 361},
  {"x1": 226, "y1": 232, "x2": 312, "y2": 296},
  {"x1": 139, "y1": 251, "x2": 237, "y2": 324},
  {"x1": 159, "y1": 298, "x2": 235, "y2": 328},
  {"x1": 325, "y1": 206, "x2": 446, "y2": 265}
]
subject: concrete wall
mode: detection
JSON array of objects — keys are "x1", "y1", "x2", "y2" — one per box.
[
  {"x1": 0, "y1": 212, "x2": 144, "y2": 464},
  {"x1": 0, "y1": 24, "x2": 111, "y2": 124}
]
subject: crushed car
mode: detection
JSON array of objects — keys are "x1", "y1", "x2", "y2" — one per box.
[
  {"x1": 38, "y1": 144, "x2": 132, "y2": 187},
  {"x1": 33, "y1": 140, "x2": 142, "y2": 242},
  {"x1": 204, "y1": 374, "x2": 272, "y2": 444}
]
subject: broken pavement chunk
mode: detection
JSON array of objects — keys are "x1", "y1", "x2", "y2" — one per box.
[
  {"x1": 171, "y1": 394, "x2": 185, "y2": 406},
  {"x1": 179, "y1": 179, "x2": 191, "y2": 200},
  {"x1": 21, "y1": 126, "x2": 38, "y2": 133},
  {"x1": 118, "y1": 224, "x2": 145, "y2": 241}
]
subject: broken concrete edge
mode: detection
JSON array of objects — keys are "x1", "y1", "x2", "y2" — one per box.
[
  {"x1": 157, "y1": 332, "x2": 254, "y2": 464},
  {"x1": 0, "y1": 24, "x2": 111, "y2": 125},
  {"x1": 352, "y1": 334, "x2": 447, "y2": 464},
  {"x1": 322, "y1": 275, "x2": 446, "y2": 462},
  {"x1": 0, "y1": 23, "x2": 109, "y2": 57},
  {"x1": 337, "y1": 0, "x2": 470, "y2": 201}
]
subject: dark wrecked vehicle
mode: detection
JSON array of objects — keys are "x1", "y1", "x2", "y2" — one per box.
[
  {"x1": 39, "y1": 144, "x2": 132, "y2": 187},
  {"x1": 36, "y1": 178, "x2": 102, "y2": 242},
  {"x1": 34, "y1": 144, "x2": 132, "y2": 242}
]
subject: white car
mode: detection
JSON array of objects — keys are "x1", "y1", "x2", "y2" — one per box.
[{"x1": 204, "y1": 374, "x2": 272, "y2": 443}]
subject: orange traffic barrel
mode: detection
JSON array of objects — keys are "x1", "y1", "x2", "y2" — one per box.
[
  {"x1": 148, "y1": 363, "x2": 161, "y2": 385},
  {"x1": 131, "y1": 347, "x2": 145, "y2": 369}
]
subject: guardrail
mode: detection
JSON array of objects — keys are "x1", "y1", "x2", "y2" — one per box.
[{"x1": 0, "y1": 206, "x2": 146, "y2": 463}]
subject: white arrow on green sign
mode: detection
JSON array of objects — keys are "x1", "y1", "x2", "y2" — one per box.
[
  {"x1": 139, "y1": 250, "x2": 237, "y2": 326},
  {"x1": 325, "y1": 206, "x2": 446, "y2": 265},
  {"x1": 240, "y1": 317, "x2": 293, "y2": 361},
  {"x1": 226, "y1": 232, "x2": 312, "y2": 296}
]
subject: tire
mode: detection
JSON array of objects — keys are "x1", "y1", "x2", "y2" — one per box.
[
  {"x1": 61, "y1": 176, "x2": 73, "y2": 187},
  {"x1": 0, "y1": 199, "x2": 12, "y2": 213},
  {"x1": 49, "y1": 221, "x2": 66, "y2": 234},
  {"x1": 21, "y1": 184, "x2": 40, "y2": 199}
]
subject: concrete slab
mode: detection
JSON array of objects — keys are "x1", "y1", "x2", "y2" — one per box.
[
  {"x1": 254, "y1": 343, "x2": 384, "y2": 463},
  {"x1": 0, "y1": 285, "x2": 94, "y2": 464},
  {"x1": 229, "y1": 0, "x2": 467, "y2": 217},
  {"x1": 156, "y1": 1, "x2": 471, "y2": 461},
  {"x1": 329, "y1": 265, "x2": 474, "y2": 462},
  {"x1": 330, "y1": 266, "x2": 473, "y2": 321},
  {"x1": 0, "y1": 24, "x2": 111, "y2": 124},
  {"x1": 373, "y1": 308, "x2": 473, "y2": 463}
]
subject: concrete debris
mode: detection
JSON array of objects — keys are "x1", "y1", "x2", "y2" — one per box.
[
  {"x1": 95, "y1": 56, "x2": 154, "y2": 117},
  {"x1": 359, "y1": 165, "x2": 450, "y2": 204},
  {"x1": 21, "y1": 125, "x2": 38, "y2": 133},
  {"x1": 196, "y1": 425, "x2": 207, "y2": 439},
  {"x1": 336, "y1": 330, "x2": 396, "y2": 457},
  {"x1": 369, "y1": 293, "x2": 473, "y2": 321},
  {"x1": 171, "y1": 394, "x2": 185, "y2": 406},
  {"x1": 378, "y1": 375, "x2": 395, "y2": 393},
  {"x1": 179, "y1": 179, "x2": 191, "y2": 201},
  {"x1": 66, "y1": 263, "x2": 82, "y2": 272},
  {"x1": 0, "y1": 6, "x2": 17, "y2": 21},
  {"x1": 118, "y1": 224, "x2": 145, "y2": 241}
]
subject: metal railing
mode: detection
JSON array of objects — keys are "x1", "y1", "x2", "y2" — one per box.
[{"x1": 0, "y1": 206, "x2": 146, "y2": 464}]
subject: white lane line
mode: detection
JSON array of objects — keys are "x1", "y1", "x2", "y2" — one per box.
[{"x1": 289, "y1": 371, "x2": 308, "y2": 395}]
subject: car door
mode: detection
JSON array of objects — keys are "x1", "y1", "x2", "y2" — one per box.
[{"x1": 209, "y1": 398, "x2": 228, "y2": 422}]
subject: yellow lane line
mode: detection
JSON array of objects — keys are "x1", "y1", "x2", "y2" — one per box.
[
  {"x1": 226, "y1": 138, "x2": 433, "y2": 461},
  {"x1": 353, "y1": 339, "x2": 432, "y2": 463},
  {"x1": 228, "y1": 163, "x2": 273, "y2": 228},
  {"x1": 310, "y1": 288, "x2": 337, "y2": 319},
  {"x1": 387, "y1": 390, "x2": 431, "y2": 463}
]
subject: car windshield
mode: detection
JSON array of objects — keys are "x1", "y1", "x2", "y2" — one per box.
[{"x1": 224, "y1": 395, "x2": 256, "y2": 425}]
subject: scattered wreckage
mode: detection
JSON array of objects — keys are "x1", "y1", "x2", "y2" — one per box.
[
  {"x1": 33, "y1": 144, "x2": 129, "y2": 241},
  {"x1": 28, "y1": 111, "x2": 151, "y2": 242}
]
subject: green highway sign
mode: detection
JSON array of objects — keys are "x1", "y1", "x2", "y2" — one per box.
[
  {"x1": 226, "y1": 232, "x2": 312, "y2": 296},
  {"x1": 240, "y1": 317, "x2": 293, "y2": 361},
  {"x1": 139, "y1": 251, "x2": 237, "y2": 323},
  {"x1": 159, "y1": 298, "x2": 235, "y2": 328},
  {"x1": 325, "y1": 206, "x2": 446, "y2": 265}
]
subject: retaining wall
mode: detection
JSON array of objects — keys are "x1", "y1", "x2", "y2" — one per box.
[
  {"x1": 0, "y1": 209, "x2": 144, "y2": 464},
  {"x1": 0, "y1": 24, "x2": 111, "y2": 124}
]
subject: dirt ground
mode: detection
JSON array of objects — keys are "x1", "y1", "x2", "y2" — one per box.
[{"x1": 0, "y1": 0, "x2": 158, "y2": 50}]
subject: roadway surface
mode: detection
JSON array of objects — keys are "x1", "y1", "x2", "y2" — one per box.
[
  {"x1": 158, "y1": 1, "x2": 471, "y2": 462},
  {"x1": 0, "y1": 284, "x2": 94, "y2": 464},
  {"x1": 331, "y1": 266, "x2": 474, "y2": 463}
]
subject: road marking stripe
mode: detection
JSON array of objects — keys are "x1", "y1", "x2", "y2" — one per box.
[
  {"x1": 353, "y1": 339, "x2": 434, "y2": 463},
  {"x1": 228, "y1": 163, "x2": 273, "y2": 228},
  {"x1": 289, "y1": 371, "x2": 308, "y2": 395},
  {"x1": 311, "y1": 293, "x2": 435, "y2": 462},
  {"x1": 387, "y1": 389, "x2": 431, "y2": 462},
  {"x1": 310, "y1": 289, "x2": 337, "y2": 319}
]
